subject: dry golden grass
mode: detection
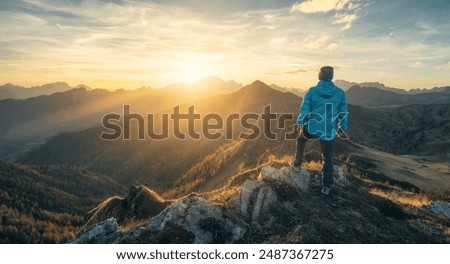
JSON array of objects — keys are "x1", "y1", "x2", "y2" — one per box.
[
  {"x1": 370, "y1": 188, "x2": 432, "y2": 207},
  {"x1": 272, "y1": 155, "x2": 323, "y2": 171},
  {"x1": 302, "y1": 161, "x2": 323, "y2": 171},
  {"x1": 202, "y1": 187, "x2": 241, "y2": 205}
]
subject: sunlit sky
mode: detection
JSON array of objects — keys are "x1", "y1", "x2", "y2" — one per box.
[{"x1": 1, "y1": 0, "x2": 450, "y2": 90}]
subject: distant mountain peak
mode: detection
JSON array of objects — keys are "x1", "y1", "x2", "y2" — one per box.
[
  {"x1": 0, "y1": 82, "x2": 76, "y2": 100},
  {"x1": 250, "y1": 80, "x2": 267, "y2": 86},
  {"x1": 75, "y1": 84, "x2": 92, "y2": 90},
  {"x1": 237, "y1": 80, "x2": 276, "y2": 95}
]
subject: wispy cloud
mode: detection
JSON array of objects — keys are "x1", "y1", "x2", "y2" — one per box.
[
  {"x1": 303, "y1": 35, "x2": 336, "y2": 50},
  {"x1": 270, "y1": 37, "x2": 287, "y2": 45},
  {"x1": 291, "y1": 0, "x2": 362, "y2": 31},
  {"x1": 56, "y1": 23, "x2": 64, "y2": 30},
  {"x1": 407, "y1": 62, "x2": 425, "y2": 68},
  {"x1": 291, "y1": 0, "x2": 351, "y2": 13},
  {"x1": 285, "y1": 68, "x2": 317, "y2": 74},
  {"x1": 333, "y1": 13, "x2": 358, "y2": 30}
]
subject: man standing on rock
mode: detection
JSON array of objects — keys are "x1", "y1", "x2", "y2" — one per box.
[{"x1": 291, "y1": 66, "x2": 348, "y2": 196}]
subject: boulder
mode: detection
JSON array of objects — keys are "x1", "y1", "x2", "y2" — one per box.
[
  {"x1": 430, "y1": 201, "x2": 450, "y2": 217},
  {"x1": 333, "y1": 165, "x2": 349, "y2": 187},
  {"x1": 258, "y1": 165, "x2": 310, "y2": 192},
  {"x1": 70, "y1": 218, "x2": 119, "y2": 244},
  {"x1": 148, "y1": 196, "x2": 233, "y2": 243},
  {"x1": 228, "y1": 166, "x2": 310, "y2": 223}
]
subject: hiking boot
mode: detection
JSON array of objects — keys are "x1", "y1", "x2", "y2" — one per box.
[
  {"x1": 321, "y1": 186, "x2": 332, "y2": 196},
  {"x1": 291, "y1": 163, "x2": 301, "y2": 173}
]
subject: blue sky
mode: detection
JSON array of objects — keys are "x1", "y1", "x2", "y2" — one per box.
[{"x1": 1, "y1": 0, "x2": 449, "y2": 89}]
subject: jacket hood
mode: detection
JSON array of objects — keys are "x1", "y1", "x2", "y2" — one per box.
[{"x1": 315, "y1": 80, "x2": 339, "y2": 98}]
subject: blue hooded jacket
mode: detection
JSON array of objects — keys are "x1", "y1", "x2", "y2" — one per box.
[{"x1": 297, "y1": 80, "x2": 348, "y2": 141}]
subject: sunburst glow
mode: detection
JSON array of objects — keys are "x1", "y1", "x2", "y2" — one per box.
[{"x1": 177, "y1": 61, "x2": 210, "y2": 84}]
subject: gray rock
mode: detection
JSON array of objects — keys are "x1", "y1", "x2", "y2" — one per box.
[
  {"x1": 148, "y1": 196, "x2": 232, "y2": 243},
  {"x1": 232, "y1": 226, "x2": 247, "y2": 241},
  {"x1": 333, "y1": 165, "x2": 349, "y2": 187},
  {"x1": 258, "y1": 165, "x2": 310, "y2": 192},
  {"x1": 236, "y1": 180, "x2": 265, "y2": 217},
  {"x1": 251, "y1": 185, "x2": 277, "y2": 222},
  {"x1": 70, "y1": 218, "x2": 119, "y2": 244},
  {"x1": 230, "y1": 165, "x2": 310, "y2": 224},
  {"x1": 430, "y1": 201, "x2": 450, "y2": 217}
]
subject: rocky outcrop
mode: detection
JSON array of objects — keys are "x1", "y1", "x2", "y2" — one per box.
[
  {"x1": 84, "y1": 185, "x2": 171, "y2": 228},
  {"x1": 259, "y1": 166, "x2": 310, "y2": 192},
  {"x1": 227, "y1": 166, "x2": 310, "y2": 225},
  {"x1": 148, "y1": 196, "x2": 234, "y2": 243},
  {"x1": 72, "y1": 165, "x2": 313, "y2": 243},
  {"x1": 70, "y1": 218, "x2": 119, "y2": 244},
  {"x1": 71, "y1": 164, "x2": 450, "y2": 244},
  {"x1": 430, "y1": 201, "x2": 450, "y2": 218}
]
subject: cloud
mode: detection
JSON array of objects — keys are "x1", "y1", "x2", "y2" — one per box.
[
  {"x1": 333, "y1": 13, "x2": 358, "y2": 24},
  {"x1": 304, "y1": 35, "x2": 332, "y2": 49},
  {"x1": 264, "y1": 14, "x2": 274, "y2": 23},
  {"x1": 270, "y1": 37, "x2": 287, "y2": 44},
  {"x1": 407, "y1": 62, "x2": 425, "y2": 68},
  {"x1": 437, "y1": 62, "x2": 450, "y2": 70},
  {"x1": 291, "y1": 0, "x2": 351, "y2": 13},
  {"x1": 291, "y1": 0, "x2": 363, "y2": 31},
  {"x1": 286, "y1": 68, "x2": 308, "y2": 74},
  {"x1": 326, "y1": 43, "x2": 338, "y2": 50},
  {"x1": 332, "y1": 13, "x2": 358, "y2": 30}
]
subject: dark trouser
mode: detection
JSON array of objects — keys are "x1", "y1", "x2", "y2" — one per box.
[{"x1": 294, "y1": 130, "x2": 334, "y2": 188}]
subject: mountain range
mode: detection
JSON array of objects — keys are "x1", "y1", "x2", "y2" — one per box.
[
  {"x1": 19, "y1": 81, "x2": 450, "y2": 187},
  {"x1": 269, "y1": 80, "x2": 450, "y2": 107},
  {"x1": 346, "y1": 85, "x2": 450, "y2": 107},
  {"x1": 0, "y1": 82, "x2": 85, "y2": 100},
  {"x1": 0, "y1": 78, "x2": 449, "y2": 243},
  {"x1": 0, "y1": 78, "x2": 242, "y2": 159},
  {"x1": 334, "y1": 80, "x2": 450, "y2": 94}
]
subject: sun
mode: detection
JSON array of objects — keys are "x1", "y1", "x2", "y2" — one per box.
[{"x1": 177, "y1": 61, "x2": 210, "y2": 84}]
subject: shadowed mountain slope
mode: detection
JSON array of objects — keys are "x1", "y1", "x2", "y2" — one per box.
[{"x1": 0, "y1": 160, "x2": 126, "y2": 243}]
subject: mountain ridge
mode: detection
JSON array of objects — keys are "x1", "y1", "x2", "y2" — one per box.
[
  {"x1": 0, "y1": 82, "x2": 83, "y2": 100},
  {"x1": 72, "y1": 162, "x2": 450, "y2": 243},
  {"x1": 346, "y1": 85, "x2": 450, "y2": 107},
  {"x1": 335, "y1": 79, "x2": 450, "y2": 94}
]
